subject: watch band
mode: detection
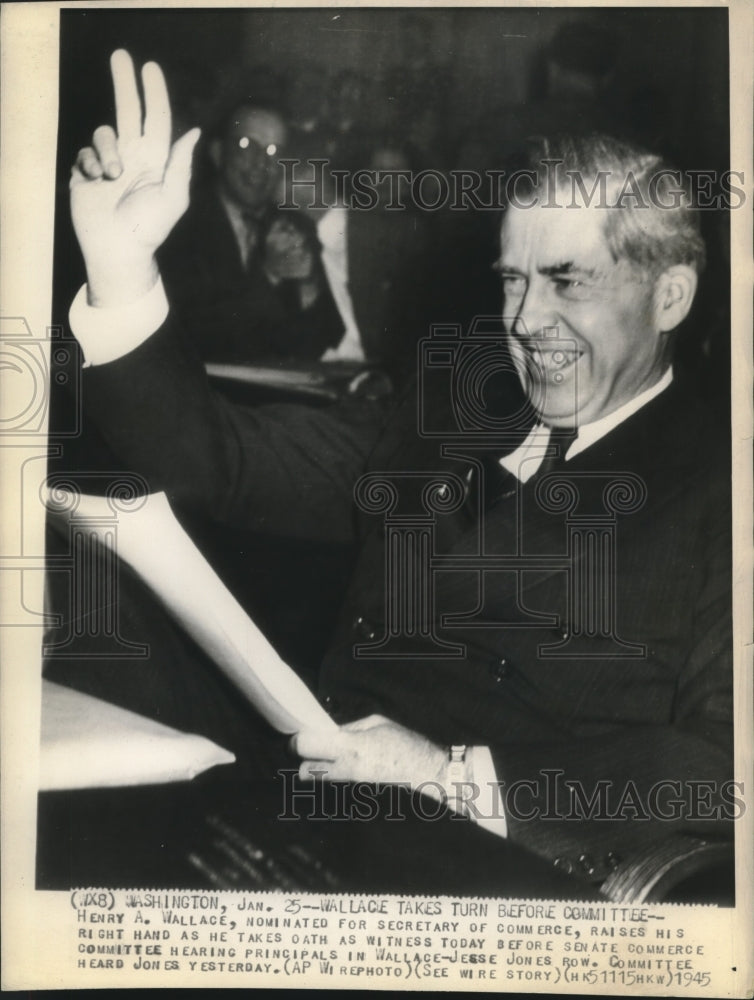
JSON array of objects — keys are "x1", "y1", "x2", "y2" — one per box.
[{"x1": 446, "y1": 744, "x2": 468, "y2": 815}]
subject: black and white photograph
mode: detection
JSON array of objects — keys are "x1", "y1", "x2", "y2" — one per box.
[{"x1": 1, "y1": 1, "x2": 752, "y2": 993}]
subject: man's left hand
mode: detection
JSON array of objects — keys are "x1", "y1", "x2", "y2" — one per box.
[{"x1": 293, "y1": 714, "x2": 446, "y2": 788}]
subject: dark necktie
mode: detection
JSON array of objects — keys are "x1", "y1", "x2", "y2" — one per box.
[
  {"x1": 240, "y1": 213, "x2": 260, "y2": 269},
  {"x1": 536, "y1": 425, "x2": 579, "y2": 477},
  {"x1": 482, "y1": 424, "x2": 578, "y2": 509}
]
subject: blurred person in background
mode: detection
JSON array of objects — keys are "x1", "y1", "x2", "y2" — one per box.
[{"x1": 159, "y1": 100, "x2": 343, "y2": 364}]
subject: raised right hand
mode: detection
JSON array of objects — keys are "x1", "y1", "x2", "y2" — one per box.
[{"x1": 70, "y1": 49, "x2": 200, "y2": 306}]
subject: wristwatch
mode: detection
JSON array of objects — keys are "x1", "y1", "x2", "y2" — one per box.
[{"x1": 446, "y1": 744, "x2": 468, "y2": 815}]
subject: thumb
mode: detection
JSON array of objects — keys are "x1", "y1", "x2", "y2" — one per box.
[{"x1": 163, "y1": 127, "x2": 201, "y2": 209}]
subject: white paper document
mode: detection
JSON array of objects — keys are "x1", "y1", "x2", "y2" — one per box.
[
  {"x1": 46, "y1": 490, "x2": 338, "y2": 736},
  {"x1": 39, "y1": 680, "x2": 236, "y2": 790}
]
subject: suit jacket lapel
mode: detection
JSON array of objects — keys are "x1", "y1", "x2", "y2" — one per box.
[{"x1": 437, "y1": 379, "x2": 702, "y2": 611}]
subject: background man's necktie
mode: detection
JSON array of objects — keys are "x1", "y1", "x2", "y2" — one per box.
[{"x1": 241, "y1": 213, "x2": 260, "y2": 270}]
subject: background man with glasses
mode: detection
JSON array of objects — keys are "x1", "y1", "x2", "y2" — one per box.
[{"x1": 158, "y1": 100, "x2": 344, "y2": 363}]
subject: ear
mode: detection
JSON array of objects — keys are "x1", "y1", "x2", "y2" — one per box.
[
  {"x1": 208, "y1": 138, "x2": 223, "y2": 172},
  {"x1": 653, "y1": 264, "x2": 698, "y2": 333}
]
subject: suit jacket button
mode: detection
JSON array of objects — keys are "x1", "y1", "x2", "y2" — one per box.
[
  {"x1": 606, "y1": 851, "x2": 622, "y2": 870},
  {"x1": 553, "y1": 856, "x2": 575, "y2": 876},
  {"x1": 489, "y1": 657, "x2": 508, "y2": 681},
  {"x1": 323, "y1": 694, "x2": 341, "y2": 716},
  {"x1": 578, "y1": 853, "x2": 596, "y2": 876},
  {"x1": 353, "y1": 616, "x2": 377, "y2": 641}
]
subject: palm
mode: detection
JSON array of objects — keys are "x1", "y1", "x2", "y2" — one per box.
[
  {"x1": 70, "y1": 51, "x2": 198, "y2": 277},
  {"x1": 72, "y1": 142, "x2": 171, "y2": 255}
]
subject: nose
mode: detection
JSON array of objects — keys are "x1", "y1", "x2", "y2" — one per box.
[
  {"x1": 235, "y1": 138, "x2": 275, "y2": 169},
  {"x1": 243, "y1": 148, "x2": 269, "y2": 170},
  {"x1": 513, "y1": 279, "x2": 556, "y2": 342}
]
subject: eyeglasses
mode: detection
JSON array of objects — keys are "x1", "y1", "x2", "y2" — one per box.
[{"x1": 231, "y1": 136, "x2": 281, "y2": 161}]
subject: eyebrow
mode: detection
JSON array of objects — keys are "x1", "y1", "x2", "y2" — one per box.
[
  {"x1": 538, "y1": 262, "x2": 601, "y2": 279},
  {"x1": 494, "y1": 260, "x2": 602, "y2": 279}
]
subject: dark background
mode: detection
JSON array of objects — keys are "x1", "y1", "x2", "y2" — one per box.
[
  {"x1": 56, "y1": 6, "x2": 729, "y2": 166},
  {"x1": 53, "y1": 5, "x2": 731, "y2": 391}
]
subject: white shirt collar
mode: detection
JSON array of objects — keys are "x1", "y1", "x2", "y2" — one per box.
[
  {"x1": 316, "y1": 206, "x2": 365, "y2": 361},
  {"x1": 500, "y1": 367, "x2": 674, "y2": 482}
]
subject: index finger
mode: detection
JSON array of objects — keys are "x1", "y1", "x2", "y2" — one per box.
[
  {"x1": 111, "y1": 50, "x2": 142, "y2": 144},
  {"x1": 293, "y1": 729, "x2": 343, "y2": 759}
]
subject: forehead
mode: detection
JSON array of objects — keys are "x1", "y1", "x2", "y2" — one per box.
[
  {"x1": 227, "y1": 108, "x2": 287, "y2": 146},
  {"x1": 500, "y1": 202, "x2": 615, "y2": 270}
]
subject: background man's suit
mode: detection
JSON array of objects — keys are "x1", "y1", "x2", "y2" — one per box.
[
  {"x1": 158, "y1": 189, "x2": 344, "y2": 363},
  {"x1": 76, "y1": 313, "x2": 733, "y2": 886}
]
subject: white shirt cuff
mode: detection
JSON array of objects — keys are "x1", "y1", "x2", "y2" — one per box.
[
  {"x1": 69, "y1": 278, "x2": 169, "y2": 367},
  {"x1": 470, "y1": 745, "x2": 508, "y2": 838}
]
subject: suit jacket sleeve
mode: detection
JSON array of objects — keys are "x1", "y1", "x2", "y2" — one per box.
[
  {"x1": 81, "y1": 314, "x2": 384, "y2": 542},
  {"x1": 258, "y1": 261, "x2": 346, "y2": 362},
  {"x1": 260, "y1": 211, "x2": 346, "y2": 360},
  {"x1": 158, "y1": 205, "x2": 344, "y2": 363}
]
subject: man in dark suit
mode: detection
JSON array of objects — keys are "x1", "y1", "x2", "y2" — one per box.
[
  {"x1": 313, "y1": 134, "x2": 444, "y2": 383},
  {"x1": 68, "y1": 52, "x2": 733, "y2": 886},
  {"x1": 157, "y1": 100, "x2": 343, "y2": 363}
]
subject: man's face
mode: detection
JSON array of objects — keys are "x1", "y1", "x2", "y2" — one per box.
[
  {"x1": 218, "y1": 107, "x2": 287, "y2": 212},
  {"x1": 499, "y1": 202, "x2": 666, "y2": 427}
]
